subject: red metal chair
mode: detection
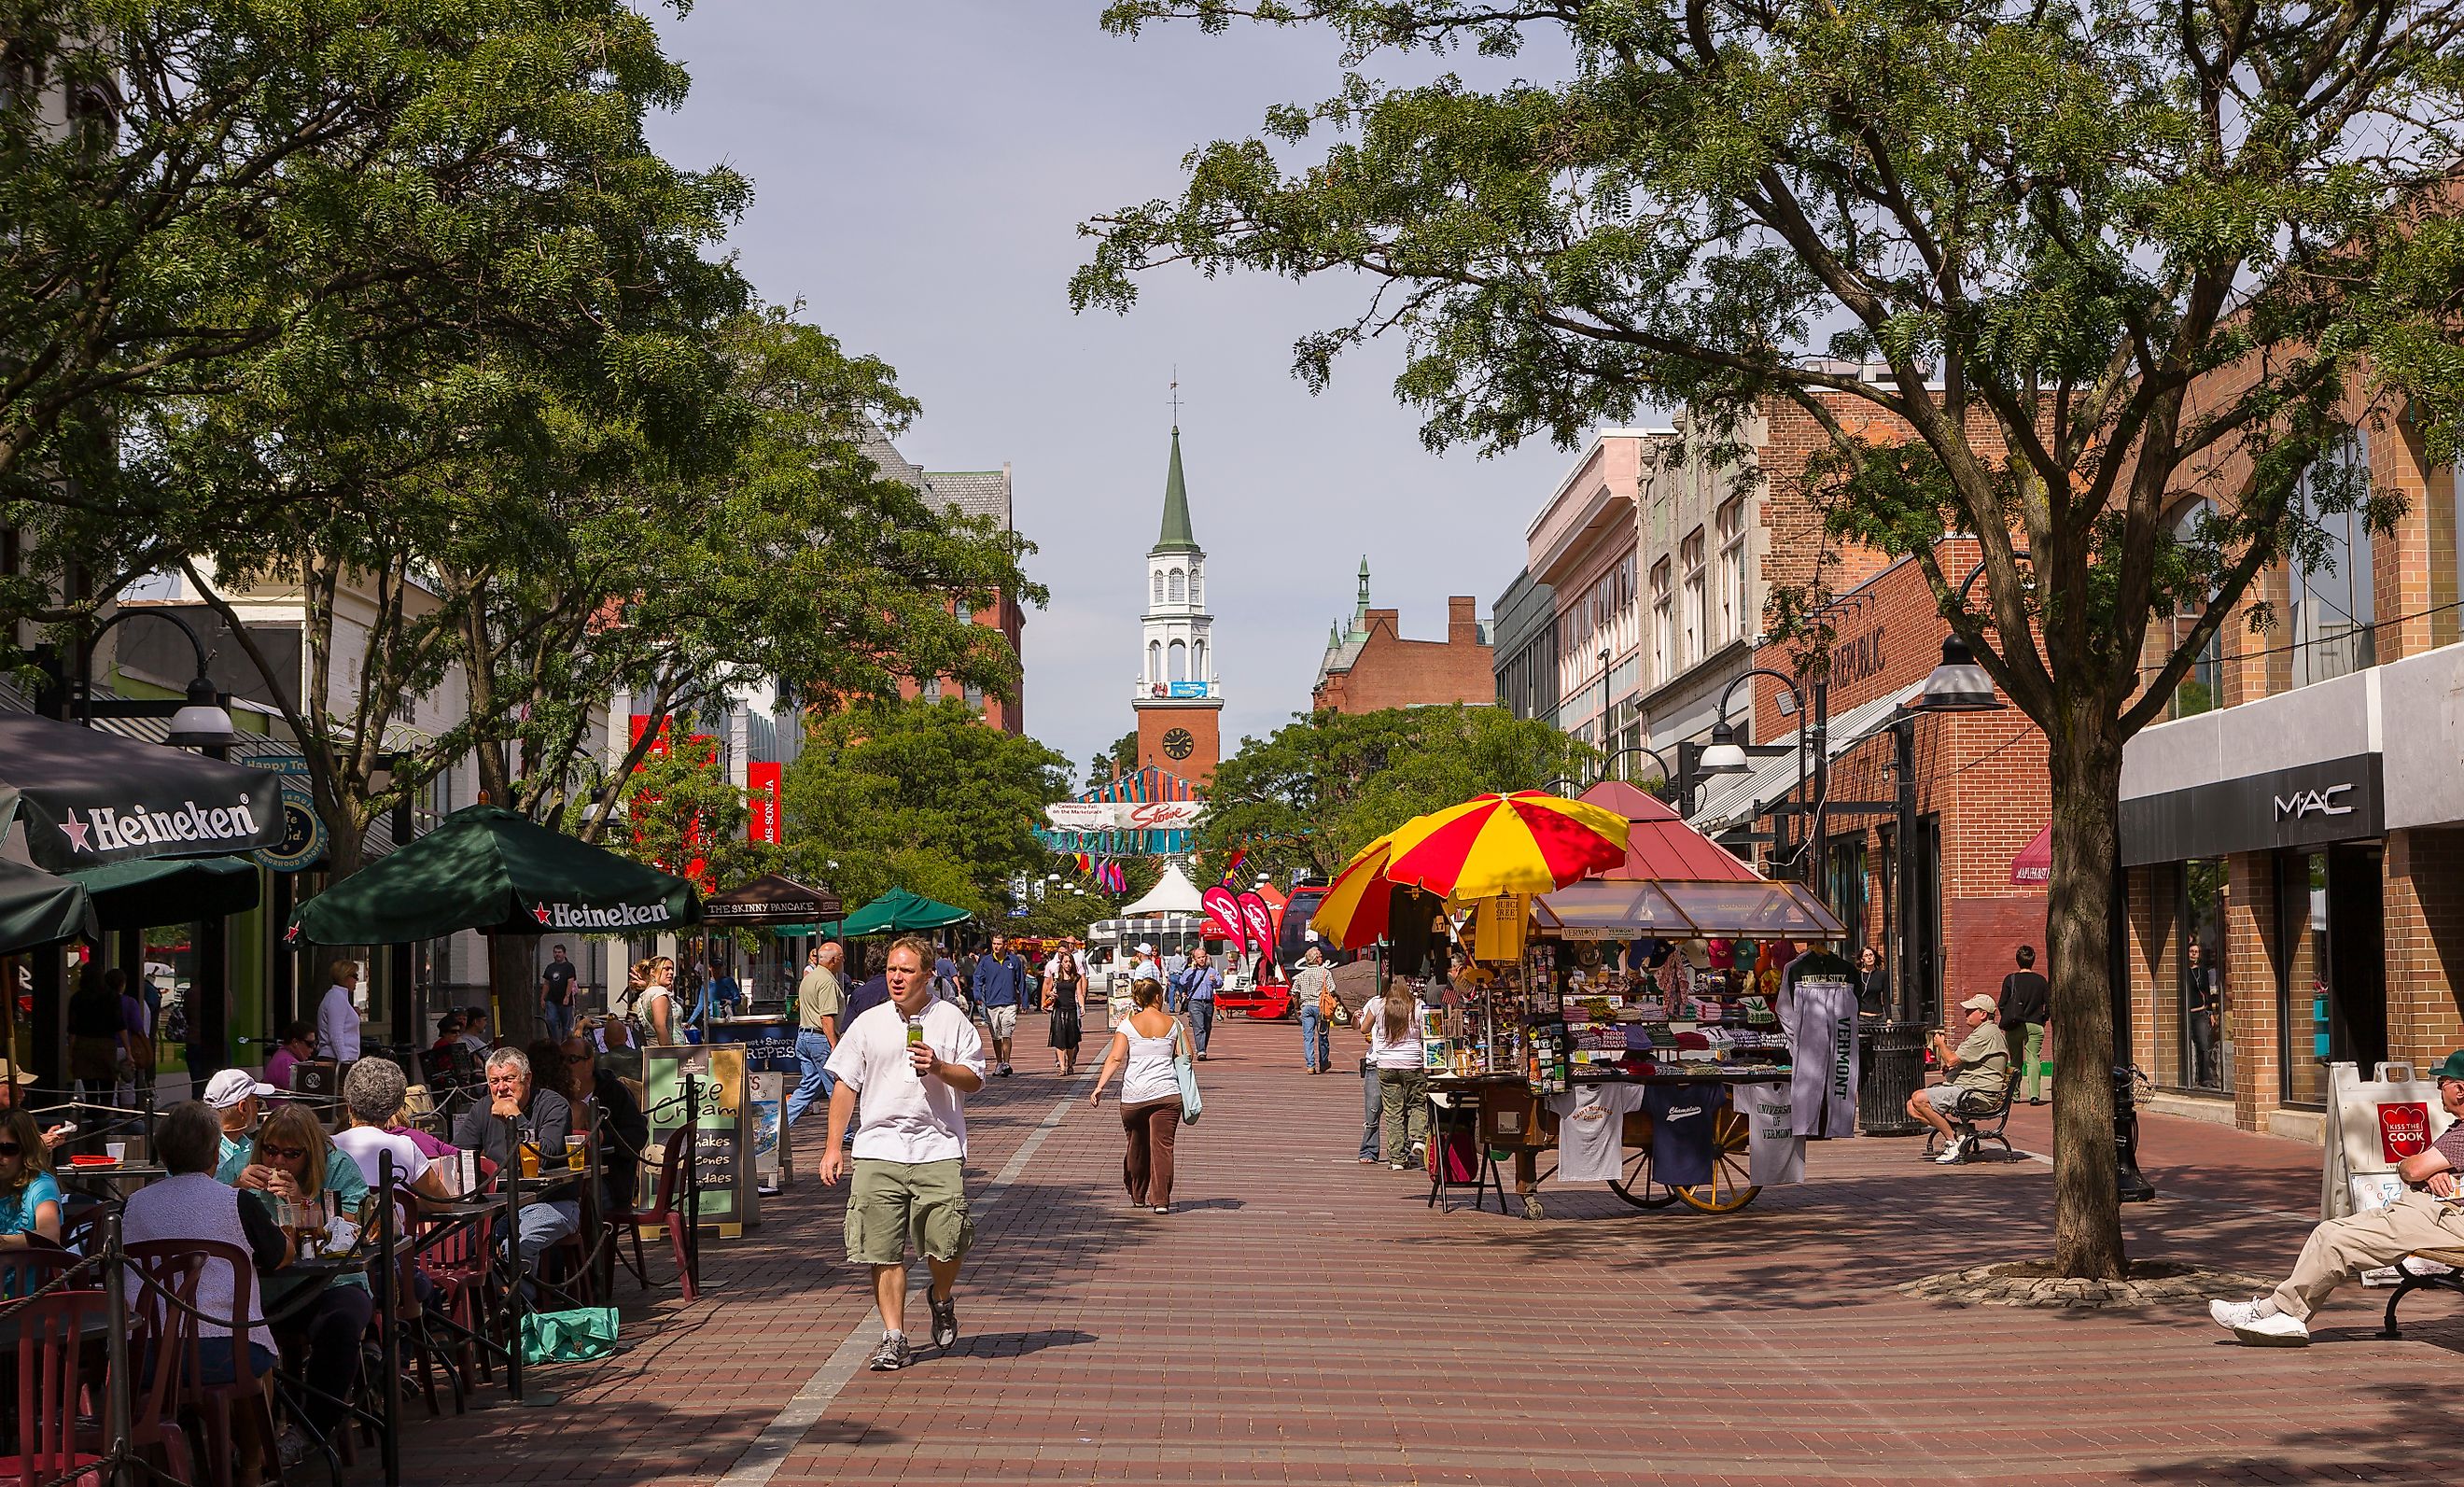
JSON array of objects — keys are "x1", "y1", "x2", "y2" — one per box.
[
  {"x1": 623, "y1": 1124, "x2": 697, "y2": 1303},
  {"x1": 0, "y1": 1240, "x2": 83, "y2": 1300},
  {"x1": 414, "y1": 1211, "x2": 495, "y2": 1386},
  {"x1": 0, "y1": 1288, "x2": 106, "y2": 1487},
  {"x1": 170, "y1": 1239, "x2": 277, "y2": 1487},
  {"x1": 117, "y1": 1242, "x2": 205, "y2": 1487}
]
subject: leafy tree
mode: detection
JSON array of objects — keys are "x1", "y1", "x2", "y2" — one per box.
[
  {"x1": 1081, "y1": 0, "x2": 2464, "y2": 1276},
  {"x1": 1196, "y1": 706, "x2": 1593, "y2": 884},
  {"x1": 1086, "y1": 731, "x2": 1140, "y2": 789},
  {"x1": 616, "y1": 740, "x2": 763, "y2": 895},
  {"x1": 779, "y1": 698, "x2": 1074, "y2": 922}
]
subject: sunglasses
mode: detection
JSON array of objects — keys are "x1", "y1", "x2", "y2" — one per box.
[
  {"x1": 564, "y1": 1053, "x2": 592, "y2": 1065},
  {"x1": 0, "y1": 1143, "x2": 21, "y2": 1157},
  {"x1": 257, "y1": 1143, "x2": 308, "y2": 1161}
]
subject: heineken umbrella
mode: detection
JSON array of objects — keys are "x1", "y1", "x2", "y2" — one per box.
[
  {"x1": 702, "y1": 874, "x2": 842, "y2": 928},
  {"x1": 69, "y1": 855, "x2": 260, "y2": 932},
  {"x1": 835, "y1": 888, "x2": 970, "y2": 936},
  {"x1": 0, "y1": 712, "x2": 284, "y2": 873},
  {"x1": 289, "y1": 804, "x2": 701, "y2": 945},
  {"x1": 0, "y1": 859, "x2": 94, "y2": 955}
]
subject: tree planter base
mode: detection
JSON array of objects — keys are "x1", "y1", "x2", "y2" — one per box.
[{"x1": 1902, "y1": 1259, "x2": 2274, "y2": 1310}]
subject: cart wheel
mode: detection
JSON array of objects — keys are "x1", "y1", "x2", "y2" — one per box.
[
  {"x1": 1522, "y1": 1192, "x2": 1545, "y2": 1221},
  {"x1": 1605, "y1": 1142, "x2": 1678, "y2": 1210},
  {"x1": 1673, "y1": 1108, "x2": 1760, "y2": 1214}
]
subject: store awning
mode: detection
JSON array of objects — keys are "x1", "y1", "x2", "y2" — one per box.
[
  {"x1": 2011, "y1": 824, "x2": 2051, "y2": 885},
  {"x1": 1533, "y1": 877, "x2": 1847, "y2": 939},
  {"x1": 0, "y1": 712, "x2": 285, "y2": 872},
  {"x1": 1576, "y1": 779, "x2": 1759, "y2": 882},
  {"x1": 1686, "y1": 693, "x2": 1909, "y2": 835}
]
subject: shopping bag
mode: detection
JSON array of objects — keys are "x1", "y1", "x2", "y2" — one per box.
[
  {"x1": 1172, "y1": 1024, "x2": 1203, "y2": 1125},
  {"x1": 2322, "y1": 1061, "x2": 2454, "y2": 1219},
  {"x1": 520, "y1": 1306, "x2": 619, "y2": 1366}
]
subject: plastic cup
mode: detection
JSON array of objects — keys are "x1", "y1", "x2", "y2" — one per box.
[{"x1": 105, "y1": 1142, "x2": 125, "y2": 1162}]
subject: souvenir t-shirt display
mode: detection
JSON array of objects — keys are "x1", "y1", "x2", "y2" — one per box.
[
  {"x1": 1547, "y1": 1082, "x2": 1649, "y2": 1182},
  {"x1": 1641, "y1": 1082, "x2": 1722, "y2": 1187}
]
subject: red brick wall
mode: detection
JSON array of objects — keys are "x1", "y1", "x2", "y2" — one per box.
[
  {"x1": 1312, "y1": 599, "x2": 1496, "y2": 714},
  {"x1": 1136, "y1": 705, "x2": 1220, "y2": 787},
  {"x1": 2385, "y1": 828, "x2": 2464, "y2": 1066}
]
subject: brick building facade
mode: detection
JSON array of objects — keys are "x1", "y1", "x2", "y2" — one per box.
[
  {"x1": 1687, "y1": 538, "x2": 2051, "y2": 1026},
  {"x1": 860, "y1": 428, "x2": 1028, "y2": 735},
  {"x1": 2118, "y1": 374, "x2": 2464, "y2": 1137},
  {"x1": 1311, "y1": 560, "x2": 1493, "y2": 713}
]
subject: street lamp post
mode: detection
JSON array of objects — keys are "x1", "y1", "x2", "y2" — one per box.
[{"x1": 1693, "y1": 666, "x2": 1823, "y2": 887}]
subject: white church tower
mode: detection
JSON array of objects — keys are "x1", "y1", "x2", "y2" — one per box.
[{"x1": 1132, "y1": 425, "x2": 1223, "y2": 782}]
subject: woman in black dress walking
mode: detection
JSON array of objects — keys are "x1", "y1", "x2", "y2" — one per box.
[{"x1": 1045, "y1": 937, "x2": 1087, "y2": 1075}]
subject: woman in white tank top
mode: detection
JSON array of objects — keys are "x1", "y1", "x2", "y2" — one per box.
[{"x1": 1087, "y1": 974, "x2": 1187, "y2": 1213}]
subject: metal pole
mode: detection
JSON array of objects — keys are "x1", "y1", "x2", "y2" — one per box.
[
  {"x1": 103, "y1": 1212, "x2": 133, "y2": 1487},
  {"x1": 1893, "y1": 716, "x2": 1917, "y2": 1024},
  {"x1": 681, "y1": 1071, "x2": 702, "y2": 1295},
  {"x1": 378, "y1": 1153, "x2": 400, "y2": 1487},
  {"x1": 1810, "y1": 678, "x2": 1830, "y2": 904},
  {"x1": 502, "y1": 1147, "x2": 525, "y2": 1404}
]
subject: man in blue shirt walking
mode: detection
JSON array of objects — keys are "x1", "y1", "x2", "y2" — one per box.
[
  {"x1": 971, "y1": 934, "x2": 1028, "y2": 1076},
  {"x1": 1182, "y1": 947, "x2": 1224, "y2": 1059}
]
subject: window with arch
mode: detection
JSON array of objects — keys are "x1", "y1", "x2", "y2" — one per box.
[
  {"x1": 2291, "y1": 430, "x2": 2375, "y2": 688},
  {"x1": 1152, "y1": 571, "x2": 1165, "y2": 606},
  {"x1": 1148, "y1": 639, "x2": 1162, "y2": 683},
  {"x1": 2165, "y1": 498, "x2": 2221, "y2": 720},
  {"x1": 1192, "y1": 639, "x2": 1207, "y2": 681},
  {"x1": 1168, "y1": 568, "x2": 1186, "y2": 604},
  {"x1": 1189, "y1": 565, "x2": 1203, "y2": 606},
  {"x1": 1169, "y1": 638, "x2": 1188, "y2": 682}
]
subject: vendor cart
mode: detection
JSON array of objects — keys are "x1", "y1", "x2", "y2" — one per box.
[{"x1": 1428, "y1": 1069, "x2": 1784, "y2": 1219}]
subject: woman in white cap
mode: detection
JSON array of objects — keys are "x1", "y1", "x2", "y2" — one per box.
[
  {"x1": 202, "y1": 1067, "x2": 280, "y2": 1180},
  {"x1": 0, "y1": 1059, "x2": 66, "y2": 1152}
]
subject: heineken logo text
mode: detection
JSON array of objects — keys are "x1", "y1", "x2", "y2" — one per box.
[
  {"x1": 532, "y1": 901, "x2": 672, "y2": 931},
  {"x1": 63, "y1": 799, "x2": 259, "y2": 854}
]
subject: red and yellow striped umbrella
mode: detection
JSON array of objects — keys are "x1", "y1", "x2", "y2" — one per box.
[
  {"x1": 1383, "y1": 791, "x2": 1631, "y2": 899},
  {"x1": 1308, "y1": 834, "x2": 1397, "y2": 950}
]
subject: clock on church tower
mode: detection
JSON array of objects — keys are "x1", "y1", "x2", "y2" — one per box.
[{"x1": 1131, "y1": 423, "x2": 1224, "y2": 785}]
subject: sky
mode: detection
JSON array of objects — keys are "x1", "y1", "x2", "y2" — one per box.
[{"x1": 640, "y1": 2, "x2": 1577, "y2": 780}]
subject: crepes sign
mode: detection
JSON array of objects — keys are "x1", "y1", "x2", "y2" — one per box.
[{"x1": 531, "y1": 900, "x2": 675, "y2": 932}]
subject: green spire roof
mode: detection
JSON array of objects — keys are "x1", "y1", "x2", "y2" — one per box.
[{"x1": 1152, "y1": 427, "x2": 1200, "y2": 554}]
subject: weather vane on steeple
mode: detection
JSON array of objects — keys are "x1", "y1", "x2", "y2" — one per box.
[{"x1": 1169, "y1": 366, "x2": 1182, "y2": 431}]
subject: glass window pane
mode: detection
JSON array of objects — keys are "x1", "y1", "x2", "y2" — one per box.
[{"x1": 2178, "y1": 858, "x2": 2231, "y2": 1093}]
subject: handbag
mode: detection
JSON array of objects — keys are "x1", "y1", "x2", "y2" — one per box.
[
  {"x1": 520, "y1": 1305, "x2": 619, "y2": 1365},
  {"x1": 1171, "y1": 1023, "x2": 1203, "y2": 1125}
]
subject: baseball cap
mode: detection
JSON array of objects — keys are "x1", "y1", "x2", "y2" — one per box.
[
  {"x1": 2430, "y1": 1049, "x2": 2464, "y2": 1082},
  {"x1": 1137, "y1": 942, "x2": 1155, "y2": 953},
  {"x1": 0, "y1": 1058, "x2": 35, "y2": 1087},
  {"x1": 1959, "y1": 994, "x2": 1998, "y2": 1015},
  {"x1": 203, "y1": 1068, "x2": 278, "y2": 1110}
]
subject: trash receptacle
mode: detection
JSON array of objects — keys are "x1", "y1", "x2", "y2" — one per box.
[{"x1": 1859, "y1": 1021, "x2": 1926, "y2": 1135}]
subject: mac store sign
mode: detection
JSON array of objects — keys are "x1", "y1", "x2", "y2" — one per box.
[{"x1": 2120, "y1": 752, "x2": 2386, "y2": 866}]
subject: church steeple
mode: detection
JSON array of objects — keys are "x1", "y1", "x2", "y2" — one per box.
[{"x1": 1154, "y1": 428, "x2": 1199, "y2": 554}]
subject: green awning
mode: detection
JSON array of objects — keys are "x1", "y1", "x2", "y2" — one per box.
[
  {"x1": 67, "y1": 855, "x2": 260, "y2": 931},
  {"x1": 0, "y1": 859, "x2": 94, "y2": 955},
  {"x1": 834, "y1": 888, "x2": 970, "y2": 936},
  {"x1": 290, "y1": 805, "x2": 701, "y2": 945}
]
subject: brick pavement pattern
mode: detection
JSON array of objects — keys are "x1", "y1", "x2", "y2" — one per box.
[{"x1": 381, "y1": 1023, "x2": 2464, "y2": 1486}]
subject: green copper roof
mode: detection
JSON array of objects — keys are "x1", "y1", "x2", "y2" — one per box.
[{"x1": 1153, "y1": 428, "x2": 1200, "y2": 554}]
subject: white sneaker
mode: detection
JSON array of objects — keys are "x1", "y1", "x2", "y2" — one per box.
[
  {"x1": 1935, "y1": 1138, "x2": 1969, "y2": 1165},
  {"x1": 2231, "y1": 1311, "x2": 2310, "y2": 1346},
  {"x1": 2209, "y1": 1298, "x2": 2269, "y2": 1330}
]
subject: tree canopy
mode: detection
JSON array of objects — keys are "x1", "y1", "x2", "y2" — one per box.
[
  {"x1": 1078, "y1": 0, "x2": 2464, "y2": 1276},
  {"x1": 778, "y1": 698, "x2": 1075, "y2": 922},
  {"x1": 1193, "y1": 705, "x2": 1594, "y2": 884}
]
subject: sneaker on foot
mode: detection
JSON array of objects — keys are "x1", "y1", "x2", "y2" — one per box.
[
  {"x1": 1935, "y1": 1138, "x2": 1969, "y2": 1165},
  {"x1": 2232, "y1": 1312, "x2": 2310, "y2": 1346},
  {"x1": 275, "y1": 1427, "x2": 315, "y2": 1471},
  {"x1": 869, "y1": 1331, "x2": 912, "y2": 1371},
  {"x1": 929, "y1": 1292, "x2": 959, "y2": 1350},
  {"x1": 1389, "y1": 1161, "x2": 1410, "y2": 1171},
  {"x1": 2209, "y1": 1298, "x2": 2270, "y2": 1330},
  {"x1": 1152, "y1": 1203, "x2": 1169, "y2": 1214}
]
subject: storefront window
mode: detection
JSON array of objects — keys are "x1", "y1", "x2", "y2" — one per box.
[
  {"x1": 1827, "y1": 839, "x2": 1868, "y2": 951},
  {"x1": 2278, "y1": 851, "x2": 2331, "y2": 1106},
  {"x1": 2177, "y1": 858, "x2": 2231, "y2": 1093},
  {"x1": 2166, "y1": 501, "x2": 2221, "y2": 721}
]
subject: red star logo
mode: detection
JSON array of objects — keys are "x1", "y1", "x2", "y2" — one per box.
[
  {"x1": 533, "y1": 903, "x2": 552, "y2": 925},
  {"x1": 57, "y1": 813, "x2": 91, "y2": 851}
]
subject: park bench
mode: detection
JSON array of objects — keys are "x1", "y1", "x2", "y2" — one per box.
[
  {"x1": 1923, "y1": 1073, "x2": 2020, "y2": 1164},
  {"x1": 2382, "y1": 1247, "x2": 2464, "y2": 1338}
]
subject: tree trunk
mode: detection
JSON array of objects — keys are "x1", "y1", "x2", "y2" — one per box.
[
  {"x1": 2043, "y1": 698, "x2": 2128, "y2": 1279},
  {"x1": 491, "y1": 933, "x2": 541, "y2": 1051}
]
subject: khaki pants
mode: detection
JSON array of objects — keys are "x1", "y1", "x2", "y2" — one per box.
[{"x1": 2268, "y1": 1190, "x2": 2464, "y2": 1320}]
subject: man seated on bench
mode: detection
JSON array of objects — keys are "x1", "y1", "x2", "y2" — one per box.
[
  {"x1": 2210, "y1": 1048, "x2": 2464, "y2": 1346},
  {"x1": 1907, "y1": 995, "x2": 2009, "y2": 1166}
]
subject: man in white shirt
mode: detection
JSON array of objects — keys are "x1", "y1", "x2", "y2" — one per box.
[
  {"x1": 820, "y1": 936, "x2": 986, "y2": 1373},
  {"x1": 315, "y1": 960, "x2": 362, "y2": 1064}
]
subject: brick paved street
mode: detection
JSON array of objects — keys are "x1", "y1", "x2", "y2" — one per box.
[{"x1": 385, "y1": 1020, "x2": 2464, "y2": 1487}]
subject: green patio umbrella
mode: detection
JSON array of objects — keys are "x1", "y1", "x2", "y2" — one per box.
[
  {"x1": 0, "y1": 859, "x2": 95, "y2": 955},
  {"x1": 834, "y1": 888, "x2": 970, "y2": 936},
  {"x1": 289, "y1": 804, "x2": 701, "y2": 945},
  {"x1": 69, "y1": 855, "x2": 259, "y2": 931}
]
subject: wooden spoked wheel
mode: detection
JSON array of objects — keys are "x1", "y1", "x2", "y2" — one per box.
[
  {"x1": 1672, "y1": 1107, "x2": 1761, "y2": 1213},
  {"x1": 1605, "y1": 1139, "x2": 1680, "y2": 1209}
]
